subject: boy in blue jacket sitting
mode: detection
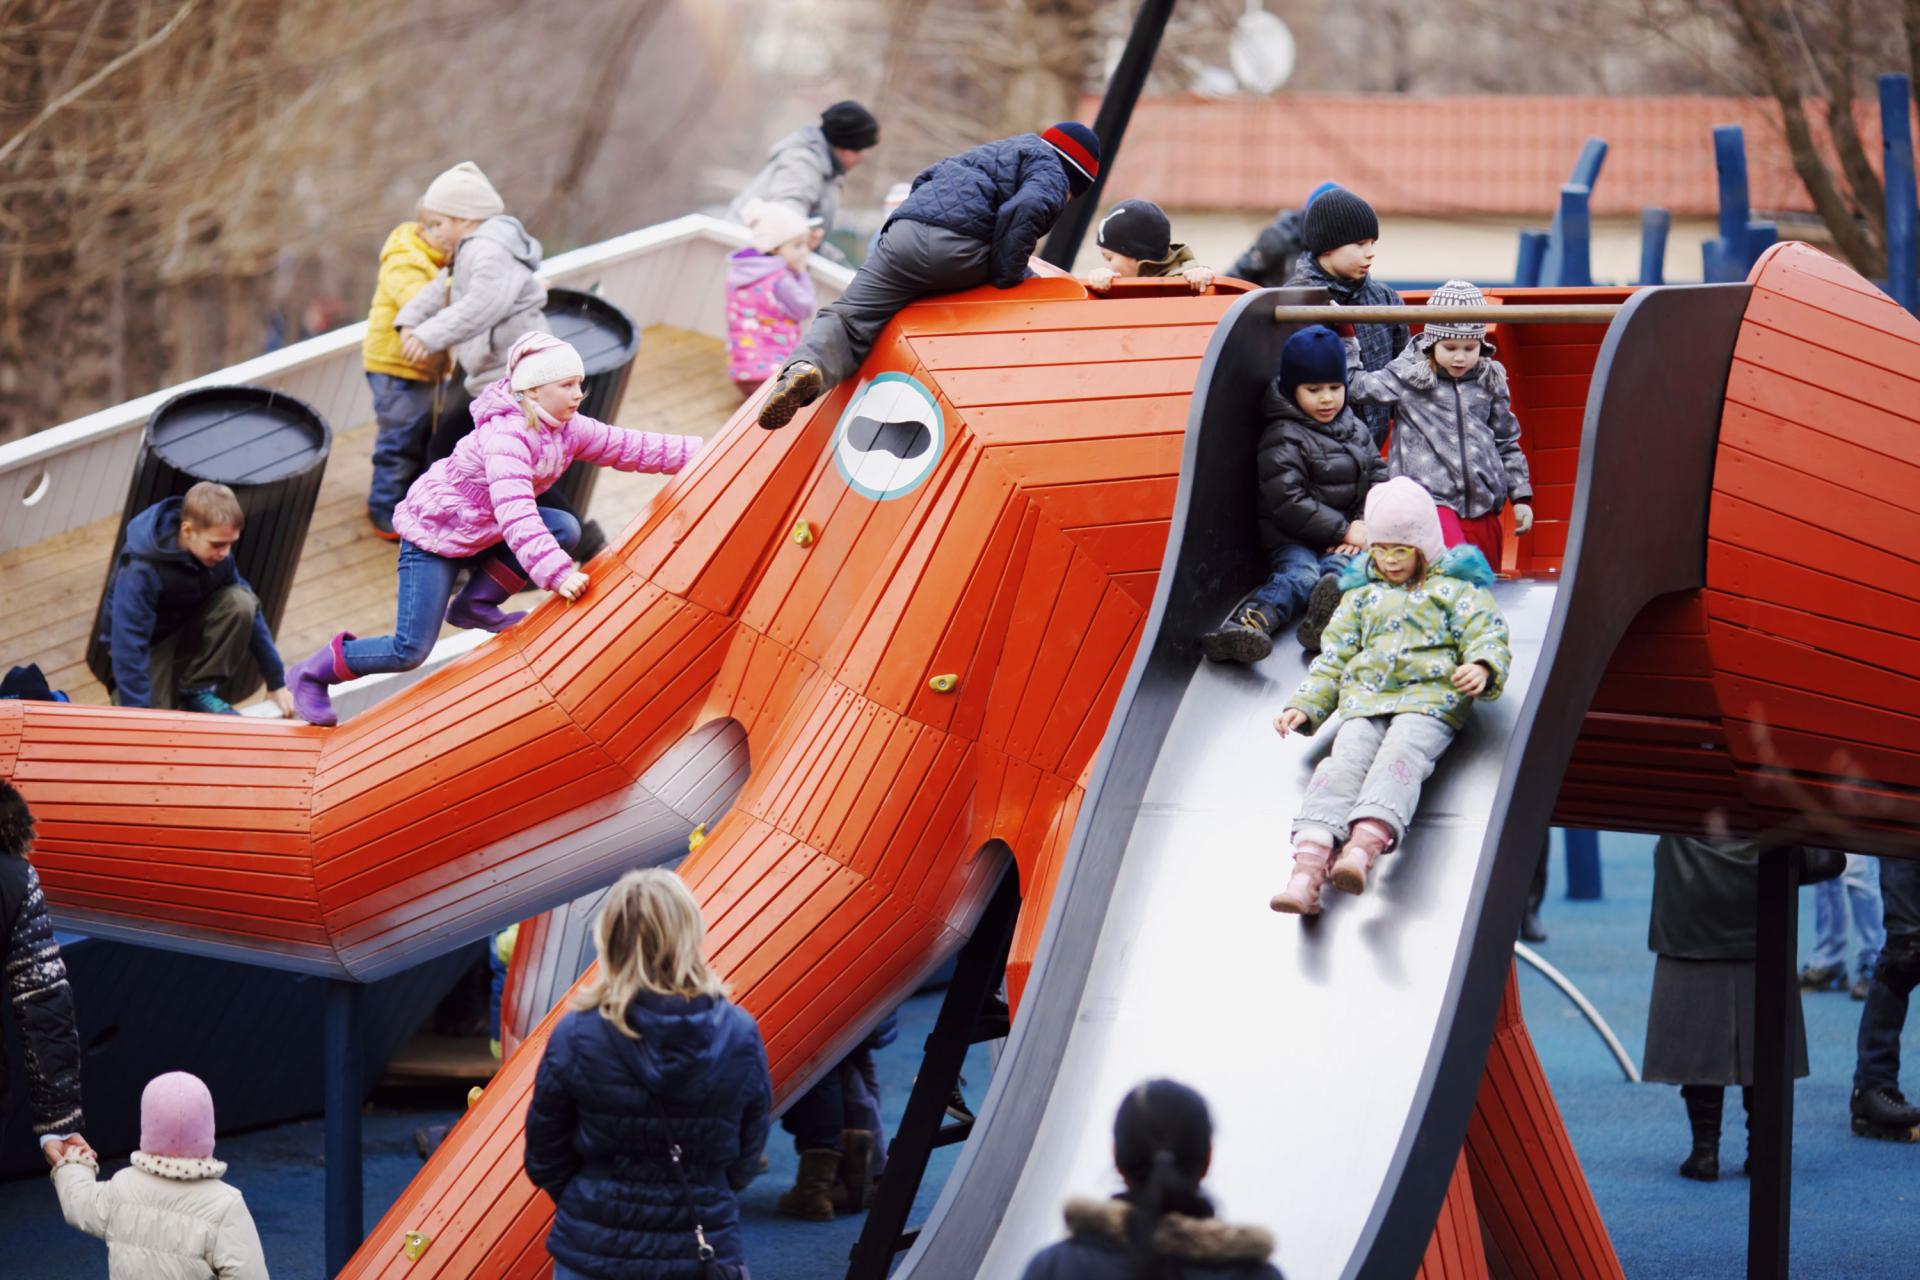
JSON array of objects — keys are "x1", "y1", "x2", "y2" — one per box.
[
  {"x1": 757, "y1": 121, "x2": 1102, "y2": 429},
  {"x1": 102, "y1": 482, "x2": 293, "y2": 716}
]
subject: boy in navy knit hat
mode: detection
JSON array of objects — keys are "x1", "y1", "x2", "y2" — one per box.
[
  {"x1": 758, "y1": 122, "x2": 1101, "y2": 429},
  {"x1": 1085, "y1": 199, "x2": 1214, "y2": 294},
  {"x1": 1201, "y1": 325, "x2": 1385, "y2": 664},
  {"x1": 1284, "y1": 186, "x2": 1408, "y2": 448}
]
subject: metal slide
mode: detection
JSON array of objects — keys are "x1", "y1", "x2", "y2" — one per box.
[{"x1": 899, "y1": 281, "x2": 1754, "y2": 1278}]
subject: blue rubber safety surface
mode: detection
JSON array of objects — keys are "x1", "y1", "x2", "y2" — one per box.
[{"x1": 4, "y1": 832, "x2": 1916, "y2": 1277}]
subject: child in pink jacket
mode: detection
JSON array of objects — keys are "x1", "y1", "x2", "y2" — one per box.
[
  {"x1": 285, "y1": 332, "x2": 701, "y2": 726},
  {"x1": 727, "y1": 199, "x2": 817, "y2": 397}
]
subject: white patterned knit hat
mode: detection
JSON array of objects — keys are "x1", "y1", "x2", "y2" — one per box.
[
  {"x1": 508, "y1": 331, "x2": 585, "y2": 391},
  {"x1": 1420, "y1": 279, "x2": 1488, "y2": 344}
]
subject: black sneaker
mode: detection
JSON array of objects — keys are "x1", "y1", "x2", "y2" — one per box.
[
  {"x1": 1798, "y1": 963, "x2": 1846, "y2": 992},
  {"x1": 176, "y1": 687, "x2": 237, "y2": 716},
  {"x1": 1851, "y1": 1086, "x2": 1920, "y2": 1140},
  {"x1": 1296, "y1": 574, "x2": 1345, "y2": 652},
  {"x1": 1200, "y1": 604, "x2": 1276, "y2": 665},
  {"x1": 946, "y1": 1083, "x2": 974, "y2": 1125},
  {"x1": 758, "y1": 362, "x2": 825, "y2": 430},
  {"x1": 1852, "y1": 974, "x2": 1872, "y2": 1001}
]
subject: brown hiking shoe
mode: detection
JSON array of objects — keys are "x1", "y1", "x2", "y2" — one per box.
[{"x1": 758, "y1": 362, "x2": 825, "y2": 430}]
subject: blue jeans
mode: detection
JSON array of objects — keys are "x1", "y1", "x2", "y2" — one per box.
[
  {"x1": 341, "y1": 507, "x2": 579, "y2": 675},
  {"x1": 1856, "y1": 857, "x2": 1920, "y2": 1091},
  {"x1": 365, "y1": 373, "x2": 438, "y2": 519},
  {"x1": 1251, "y1": 542, "x2": 1353, "y2": 622},
  {"x1": 1810, "y1": 853, "x2": 1885, "y2": 976}
]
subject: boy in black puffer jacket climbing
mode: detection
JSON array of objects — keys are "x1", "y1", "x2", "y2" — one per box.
[
  {"x1": 1201, "y1": 325, "x2": 1384, "y2": 664},
  {"x1": 1284, "y1": 188, "x2": 1407, "y2": 448},
  {"x1": 757, "y1": 122, "x2": 1101, "y2": 429}
]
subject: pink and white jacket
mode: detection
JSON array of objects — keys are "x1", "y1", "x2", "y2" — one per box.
[
  {"x1": 725, "y1": 248, "x2": 816, "y2": 383},
  {"x1": 392, "y1": 378, "x2": 699, "y2": 590}
]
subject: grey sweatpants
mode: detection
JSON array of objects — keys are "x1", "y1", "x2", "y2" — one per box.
[
  {"x1": 788, "y1": 220, "x2": 994, "y2": 388},
  {"x1": 1293, "y1": 712, "x2": 1457, "y2": 846},
  {"x1": 109, "y1": 584, "x2": 261, "y2": 711}
]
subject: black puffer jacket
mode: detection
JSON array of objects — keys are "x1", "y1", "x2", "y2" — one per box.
[
  {"x1": 1284, "y1": 256, "x2": 1408, "y2": 446},
  {"x1": 1229, "y1": 209, "x2": 1304, "y2": 288},
  {"x1": 891, "y1": 134, "x2": 1074, "y2": 288},
  {"x1": 0, "y1": 856, "x2": 84, "y2": 1140},
  {"x1": 524, "y1": 991, "x2": 771, "y2": 1279},
  {"x1": 1255, "y1": 382, "x2": 1386, "y2": 553}
]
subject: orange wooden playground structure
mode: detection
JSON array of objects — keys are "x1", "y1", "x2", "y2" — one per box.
[{"x1": 4, "y1": 240, "x2": 1918, "y2": 1277}]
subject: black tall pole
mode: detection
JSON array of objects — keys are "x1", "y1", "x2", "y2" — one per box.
[
  {"x1": 1749, "y1": 848, "x2": 1797, "y2": 1279},
  {"x1": 1039, "y1": 0, "x2": 1179, "y2": 269}
]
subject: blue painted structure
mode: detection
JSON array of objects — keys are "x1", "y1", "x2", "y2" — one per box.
[
  {"x1": 1702, "y1": 124, "x2": 1777, "y2": 283},
  {"x1": 1638, "y1": 209, "x2": 1671, "y2": 285},
  {"x1": 1540, "y1": 138, "x2": 1606, "y2": 285},
  {"x1": 325, "y1": 982, "x2": 366, "y2": 1276},
  {"x1": 1562, "y1": 828, "x2": 1603, "y2": 901},
  {"x1": 1515, "y1": 230, "x2": 1549, "y2": 288},
  {"x1": 1882, "y1": 73, "x2": 1919, "y2": 312}
]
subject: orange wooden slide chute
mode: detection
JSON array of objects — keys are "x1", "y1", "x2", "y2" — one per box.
[{"x1": 0, "y1": 243, "x2": 1913, "y2": 1276}]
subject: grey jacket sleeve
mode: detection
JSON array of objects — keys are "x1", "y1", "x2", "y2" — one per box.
[
  {"x1": 409, "y1": 242, "x2": 525, "y2": 354},
  {"x1": 393, "y1": 269, "x2": 450, "y2": 330},
  {"x1": 1487, "y1": 362, "x2": 1533, "y2": 501},
  {"x1": 758, "y1": 147, "x2": 828, "y2": 219},
  {"x1": 1343, "y1": 337, "x2": 1412, "y2": 406}
]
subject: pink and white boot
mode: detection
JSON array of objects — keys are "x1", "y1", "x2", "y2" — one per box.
[
  {"x1": 1270, "y1": 841, "x2": 1333, "y2": 915},
  {"x1": 1330, "y1": 818, "x2": 1395, "y2": 895}
]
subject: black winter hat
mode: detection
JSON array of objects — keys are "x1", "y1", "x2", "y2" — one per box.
[
  {"x1": 1096, "y1": 200, "x2": 1171, "y2": 261},
  {"x1": 1279, "y1": 325, "x2": 1349, "y2": 397},
  {"x1": 820, "y1": 101, "x2": 880, "y2": 151},
  {"x1": 1301, "y1": 187, "x2": 1380, "y2": 255}
]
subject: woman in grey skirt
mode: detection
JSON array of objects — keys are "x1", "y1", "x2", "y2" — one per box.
[{"x1": 1644, "y1": 835, "x2": 1843, "y2": 1180}]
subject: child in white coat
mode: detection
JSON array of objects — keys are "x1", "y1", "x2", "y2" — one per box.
[{"x1": 50, "y1": 1072, "x2": 268, "y2": 1279}]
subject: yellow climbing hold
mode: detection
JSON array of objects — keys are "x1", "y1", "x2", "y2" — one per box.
[
  {"x1": 403, "y1": 1232, "x2": 431, "y2": 1261},
  {"x1": 467, "y1": 1086, "x2": 484, "y2": 1109},
  {"x1": 791, "y1": 519, "x2": 815, "y2": 547},
  {"x1": 689, "y1": 823, "x2": 708, "y2": 853},
  {"x1": 928, "y1": 673, "x2": 959, "y2": 693}
]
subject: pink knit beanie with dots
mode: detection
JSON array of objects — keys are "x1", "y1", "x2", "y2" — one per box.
[{"x1": 140, "y1": 1071, "x2": 216, "y2": 1159}]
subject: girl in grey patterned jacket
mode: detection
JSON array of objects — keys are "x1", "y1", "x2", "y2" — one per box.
[
  {"x1": 1343, "y1": 280, "x2": 1533, "y2": 570},
  {"x1": 0, "y1": 781, "x2": 84, "y2": 1157}
]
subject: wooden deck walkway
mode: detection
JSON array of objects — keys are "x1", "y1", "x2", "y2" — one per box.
[{"x1": 0, "y1": 326, "x2": 741, "y2": 707}]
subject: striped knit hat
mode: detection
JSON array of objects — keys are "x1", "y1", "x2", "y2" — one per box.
[
  {"x1": 1419, "y1": 280, "x2": 1488, "y2": 344},
  {"x1": 1041, "y1": 122, "x2": 1101, "y2": 192}
]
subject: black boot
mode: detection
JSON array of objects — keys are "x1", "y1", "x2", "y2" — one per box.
[
  {"x1": 1679, "y1": 1085, "x2": 1722, "y2": 1181},
  {"x1": 1851, "y1": 1085, "x2": 1920, "y2": 1141},
  {"x1": 1295, "y1": 574, "x2": 1344, "y2": 652},
  {"x1": 758, "y1": 361, "x2": 826, "y2": 430},
  {"x1": 1521, "y1": 840, "x2": 1549, "y2": 943},
  {"x1": 1200, "y1": 597, "x2": 1276, "y2": 665}
]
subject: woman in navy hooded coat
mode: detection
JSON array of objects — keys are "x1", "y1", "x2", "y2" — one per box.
[{"x1": 525, "y1": 869, "x2": 772, "y2": 1279}]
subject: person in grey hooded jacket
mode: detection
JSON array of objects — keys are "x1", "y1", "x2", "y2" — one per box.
[
  {"x1": 1342, "y1": 280, "x2": 1532, "y2": 570},
  {"x1": 728, "y1": 101, "x2": 880, "y2": 265}
]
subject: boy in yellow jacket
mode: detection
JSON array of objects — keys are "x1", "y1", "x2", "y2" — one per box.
[{"x1": 362, "y1": 217, "x2": 450, "y2": 539}]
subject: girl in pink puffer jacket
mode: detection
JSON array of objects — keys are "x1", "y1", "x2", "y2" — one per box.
[
  {"x1": 726, "y1": 199, "x2": 817, "y2": 396},
  {"x1": 284, "y1": 332, "x2": 701, "y2": 725}
]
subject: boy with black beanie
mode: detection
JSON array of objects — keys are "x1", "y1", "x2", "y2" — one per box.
[
  {"x1": 758, "y1": 122, "x2": 1101, "y2": 430},
  {"x1": 1285, "y1": 186, "x2": 1408, "y2": 447},
  {"x1": 1086, "y1": 199, "x2": 1215, "y2": 294}
]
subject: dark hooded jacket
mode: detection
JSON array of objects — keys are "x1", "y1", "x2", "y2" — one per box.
[
  {"x1": 1021, "y1": 1196, "x2": 1285, "y2": 1280},
  {"x1": 524, "y1": 990, "x2": 771, "y2": 1279},
  {"x1": 890, "y1": 134, "x2": 1075, "y2": 288},
  {"x1": 1284, "y1": 255, "x2": 1408, "y2": 446},
  {"x1": 1254, "y1": 382, "x2": 1386, "y2": 554},
  {"x1": 1229, "y1": 209, "x2": 1305, "y2": 288},
  {"x1": 0, "y1": 856, "x2": 84, "y2": 1143},
  {"x1": 101, "y1": 497, "x2": 285, "y2": 708}
]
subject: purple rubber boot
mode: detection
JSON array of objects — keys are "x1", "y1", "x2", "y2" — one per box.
[
  {"x1": 445, "y1": 561, "x2": 528, "y2": 632},
  {"x1": 287, "y1": 631, "x2": 354, "y2": 727}
]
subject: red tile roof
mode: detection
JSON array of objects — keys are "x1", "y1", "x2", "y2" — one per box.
[{"x1": 1092, "y1": 94, "x2": 1912, "y2": 217}]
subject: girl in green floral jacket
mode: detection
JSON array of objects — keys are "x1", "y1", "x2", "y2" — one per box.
[{"x1": 1270, "y1": 477, "x2": 1511, "y2": 915}]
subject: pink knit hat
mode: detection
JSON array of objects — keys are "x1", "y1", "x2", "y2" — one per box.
[
  {"x1": 140, "y1": 1071, "x2": 215, "y2": 1159},
  {"x1": 1364, "y1": 476, "x2": 1446, "y2": 564},
  {"x1": 507, "y1": 330, "x2": 585, "y2": 392}
]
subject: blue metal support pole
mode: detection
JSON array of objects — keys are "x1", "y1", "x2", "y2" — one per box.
[
  {"x1": 1706, "y1": 124, "x2": 1752, "y2": 282},
  {"x1": 325, "y1": 980, "x2": 365, "y2": 1277},
  {"x1": 1554, "y1": 185, "x2": 1593, "y2": 286},
  {"x1": 1880, "y1": 73, "x2": 1919, "y2": 312},
  {"x1": 1746, "y1": 219, "x2": 1779, "y2": 266},
  {"x1": 1542, "y1": 137, "x2": 1608, "y2": 285},
  {"x1": 1637, "y1": 208, "x2": 1671, "y2": 285},
  {"x1": 1563, "y1": 828, "x2": 1603, "y2": 900},
  {"x1": 1514, "y1": 231, "x2": 1548, "y2": 287}
]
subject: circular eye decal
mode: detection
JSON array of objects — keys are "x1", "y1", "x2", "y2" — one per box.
[{"x1": 832, "y1": 372, "x2": 945, "y2": 501}]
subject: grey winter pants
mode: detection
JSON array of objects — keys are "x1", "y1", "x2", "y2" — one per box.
[
  {"x1": 1293, "y1": 712, "x2": 1457, "y2": 847},
  {"x1": 110, "y1": 584, "x2": 260, "y2": 711},
  {"x1": 787, "y1": 220, "x2": 994, "y2": 388}
]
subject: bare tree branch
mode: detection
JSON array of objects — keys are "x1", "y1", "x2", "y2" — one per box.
[
  {"x1": 1814, "y1": 0, "x2": 1887, "y2": 235},
  {"x1": 0, "y1": 0, "x2": 200, "y2": 169}
]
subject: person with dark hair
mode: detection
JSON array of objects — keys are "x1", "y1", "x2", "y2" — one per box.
[
  {"x1": 1020, "y1": 1079, "x2": 1284, "y2": 1280},
  {"x1": 756, "y1": 122, "x2": 1101, "y2": 430},
  {"x1": 728, "y1": 101, "x2": 881, "y2": 265},
  {"x1": 1227, "y1": 182, "x2": 1340, "y2": 289},
  {"x1": 0, "y1": 781, "x2": 86, "y2": 1168}
]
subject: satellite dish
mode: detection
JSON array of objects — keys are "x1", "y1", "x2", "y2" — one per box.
[{"x1": 1231, "y1": 5, "x2": 1295, "y2": 95}]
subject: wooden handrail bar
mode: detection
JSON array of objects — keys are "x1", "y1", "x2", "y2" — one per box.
[{"x1": 1273, "y1": 304, "x2": 1621, "y2": 325}]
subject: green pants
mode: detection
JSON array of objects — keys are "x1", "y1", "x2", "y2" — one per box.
[{"x1": 110, "y1": 585, "x2": 260, "y2": 710}]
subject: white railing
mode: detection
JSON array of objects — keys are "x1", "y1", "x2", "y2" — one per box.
[{"x1": 0, "y1": 214, "x2": 852, "y2": 553}]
